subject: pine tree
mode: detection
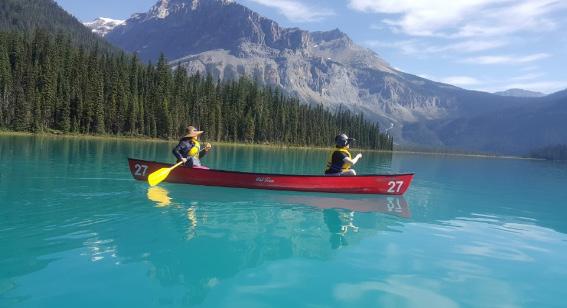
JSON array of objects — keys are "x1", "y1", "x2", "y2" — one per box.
[
  {"x1": 0, "y1": 36, "x2": 12, "y2": 127},
  {"x1": 244, "y1": 112, "x2": 255, "y2": 143}
]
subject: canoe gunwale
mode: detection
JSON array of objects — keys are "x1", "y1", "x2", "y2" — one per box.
[{"x1": 127, "y1": 158, "x2": 415, "y2": 178}]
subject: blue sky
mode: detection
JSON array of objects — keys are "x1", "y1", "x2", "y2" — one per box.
[{"x1": 56, "y1": 0, "x2": 567, "y2": 94}]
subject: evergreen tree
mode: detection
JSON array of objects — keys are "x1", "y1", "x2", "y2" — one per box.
[{"x1": 0, "y1": 35, "x2": 12, "y2": 127}]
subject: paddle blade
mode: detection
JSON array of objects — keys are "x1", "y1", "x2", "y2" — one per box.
[{"x1": 147, "y1": 167, "x2": 173, "y2": 187}]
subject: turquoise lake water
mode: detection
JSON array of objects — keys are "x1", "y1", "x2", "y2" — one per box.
[{"x1": 1, "y1": 135, "x2": 567, "y2": 307}]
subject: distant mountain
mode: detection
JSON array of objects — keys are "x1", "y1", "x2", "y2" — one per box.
[
  {"x1": 84, "y1": 17, "x2": 124, "y2": 37},
  {"x1": 530, "y1": 144, "x2": 567, "y2": 160},
  {"x1": 494, "y1": 88, "x2": 545, "y2": 98},
  {"x1": 103, "y1": 0, "x2": 541, "y2": 153},
  {"x1": 0, "y1": 0, "x2": 113, "y2": 50},
  {"x1": 432, "y1": 89, "x2": 567, "y2": 154}
]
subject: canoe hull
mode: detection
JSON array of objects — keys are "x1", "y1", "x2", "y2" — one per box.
[{"x1": 128, "y1": 158, "x2": 414, "y2": 195}]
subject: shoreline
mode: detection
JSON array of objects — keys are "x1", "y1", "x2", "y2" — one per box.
[{"x1": 0, "y1": 130, "x2": 536, "y2": 160}]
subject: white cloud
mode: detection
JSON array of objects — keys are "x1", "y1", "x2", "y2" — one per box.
[
  {"x1": 247, "y1": 0, "x2": 334, "y2": 22},
  {"x1": 349, "y1": 0, "x2": 567, "y2": 38},
  {"x1": 420, "y1": 73, "x2": 564, "y2": 93},
  {"x1": 428, "y1": 40, "x2": 507, "y2": 53},
  {"x1": 519, "y1": 65, "x2": 541, "y2": 72},
  {"x1": 510, "y1": 72, "x2": 545, "y2": 81},
  {"x1": 365, "y1": 39, "x2": 507, "y2": 55},
  {"x1": 355, "y1": 0, "x2": 566, "y2": 94},
  {"x1": 364, "y1": 39, "x2": 420, "y2": 54},
  {"x1": 369, "y1": 23, "x2": 385, "y2": 30},
  {"x1": 440, "y1": 76, "x2": 481, "y2": 86},
  {"x1": 463, "y1": 53, "x2": 550, "y2": 64},
  {"x1": 452, "y1": 1, "x2": 559, "y2": 38}
]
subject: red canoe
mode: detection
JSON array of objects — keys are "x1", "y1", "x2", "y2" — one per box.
[{"x1": 128, "y1": 158, "x2": 414, "y2": 195}]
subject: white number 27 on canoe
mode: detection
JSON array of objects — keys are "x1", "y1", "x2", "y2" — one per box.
[
  {"x1": 387, "y1": 181, "x2": 404, "y2": 193},
  {"x1": 134, "y1": 164, "x2": 148, "y2": 176}
]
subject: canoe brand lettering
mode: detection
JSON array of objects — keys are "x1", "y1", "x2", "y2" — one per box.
[
  {"x1": 256, "y1": 177, "x2": 274, "y2": 183},
  {"x1": 134, "y1": 164, "x2": 148, "y2": 176},
  {"x1": 387, "y1": 181, "x2": 404, "y2": 193}
]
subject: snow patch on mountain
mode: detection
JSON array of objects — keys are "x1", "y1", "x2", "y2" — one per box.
[{"x1": 84, "y1": 17, "x2": 125, "y2": 37}]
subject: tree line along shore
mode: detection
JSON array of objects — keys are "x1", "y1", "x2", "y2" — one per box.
[{"x1": 0, "y1": 30, "x2": 393, "y2": 150}]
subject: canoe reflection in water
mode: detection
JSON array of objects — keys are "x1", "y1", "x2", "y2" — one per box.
[
  {"x1": 146, "y1": 186, "x2": 410, "y2": 218},
  {"x1": 146, "y1": 186, "x2": 410, "y2": 248},
  {"x1": 147, "y1": 186, "x2": 411, "y2": 218}
]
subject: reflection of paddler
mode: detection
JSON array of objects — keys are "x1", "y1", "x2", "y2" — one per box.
[
  {"x1": 323, "y1": 209, "x2": 358, "y2": 249},
  {"x1": 147, "y1": 186, "x2": 172, "y2": 207},
  {"x1": 186, "y1": 205, "x2": 198, "y2": 240}
]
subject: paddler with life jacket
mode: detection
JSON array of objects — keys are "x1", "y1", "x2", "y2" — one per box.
[
  {"x1": 325, "y1": 134, "x2": 362, "y2": 176},
  {"x1": 172, "y1": 126, "x2": 212, "y2": 168}
]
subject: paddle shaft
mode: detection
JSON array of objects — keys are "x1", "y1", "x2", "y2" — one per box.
[{"x1": 171, "y1": 161, "x2": 184, "y2": 169}]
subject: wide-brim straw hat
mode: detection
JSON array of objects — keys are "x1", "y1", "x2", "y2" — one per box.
[{"x1": 185, "y1": 126, "x2": 204, "y2": 138}]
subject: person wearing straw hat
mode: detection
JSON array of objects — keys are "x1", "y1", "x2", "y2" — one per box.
[{"x1": 172, "y1": 125, "x2": 212, "y2": 168}]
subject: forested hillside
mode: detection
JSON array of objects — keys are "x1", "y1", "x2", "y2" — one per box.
[
  {"x1": 0, "y1": 0, "x2": 113, "y2": 51},
  {"x1": 0, "y1": 30, "x2": 392, "y2": 149}
]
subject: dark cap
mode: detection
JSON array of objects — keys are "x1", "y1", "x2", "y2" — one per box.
[{"x1": 335, "y1": 134, "x2": 355, "y2": 147}]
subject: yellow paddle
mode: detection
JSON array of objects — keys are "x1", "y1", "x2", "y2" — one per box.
[{"x1": 147, "y1": 161, "x2": 184, "y2": 186}]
